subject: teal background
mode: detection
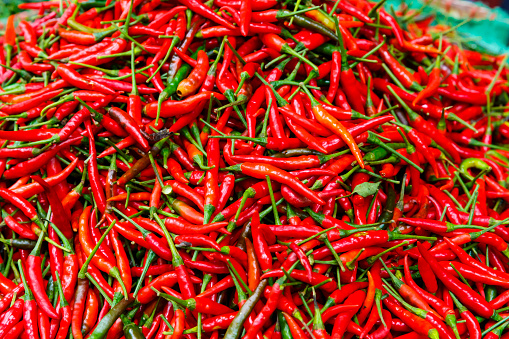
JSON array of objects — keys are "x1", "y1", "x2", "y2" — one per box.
[{"x1": 383, "y1": 0, "x2": 509, "y2": 55}]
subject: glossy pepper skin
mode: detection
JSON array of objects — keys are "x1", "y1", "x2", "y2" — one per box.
[
  {"x1": 225, "y1": 162, "x2": 325, "y2": 205},
  {"x1": 26, "y1": 234, "x2": 59, "y2": 319},
  {"x1": 417, "y1": 242, "x2": 497, "y2": 319},
  {"x1": 0, "y1": 0, "x2": 509, "y2": 337}
]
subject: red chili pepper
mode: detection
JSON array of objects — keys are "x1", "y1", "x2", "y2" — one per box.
[
  {"x1": 450, "y1": 292, "x2": 481, "y2": 339},
  {"x1": 413, "y1": 66, "x2": 441, "y2": 105},
  {"x1": 26, "y1": 234, "x2": 59, "y2": 319},
  {"x1": 108, "y1": 106, "x2": 149, "y2": 151},
  {"x1": 226, "y1": 162, "x2": 325, "y2": 205},
  {"x1": 379, "y1": 45, "x2": 422, "y2": 91},
  {"x1": 331, "y1": 290, "x2": 365, "y2": 338},
  {"x1": 12, "y1": 159, "x2": 77, "y2": 199},
  {"x1": 19, "y1": 21, "x2": 37, "y2": 46},
  {"x1": 177, "y1": 50, "x2": 209, "y2": 98},
  {"x1": 417, "y1": 242, "x2": 496, "y2": 318},
  {"x1": 301, "y1": 84, "x2": 364, "y2": 168},
  {"x1": 30, "y1": 176, "x2": 73, "y2": 239},
  {"x1": 239, "y1": 0, "x2": 251, "y2": 36},
  {"x1": 389, "y1": 88, "x2": 461, "y2": 163},
  {"x1": 78, "y1": 207, "x2": 126, "y2": 296},
  {"x1": 4, "y1": 15, "x2": 15, "y2": 64},
  {"x1": 179, "y1": 0, "x2": 236, "y2": 29},
  {"x1": 144, "y1": 91, "x2": 224, "y2": 118},
  {"x1": 0, "y1": 188, "x2": 45, "y2": 231},
  {"x1": 1, "y1": 89, "x2": 63, "y2": 115}
]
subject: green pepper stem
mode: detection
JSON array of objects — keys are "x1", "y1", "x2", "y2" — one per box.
[
  {"x1": 146, "y1": 36, "x2": 180, "y2": 84},
  {"x1": 132, "y1": 249, "x2": 157, "y2": 298},
  {"x1": 367, "y1": 132, "x2": 423, "y2": 173},
  {"x1": 78, "y1": 219, "x2": 116, "y2": 279}
]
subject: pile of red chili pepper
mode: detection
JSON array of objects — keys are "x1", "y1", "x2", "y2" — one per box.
[{"x1": 1, "y1": 0, "x2": 509, "y2": 338}]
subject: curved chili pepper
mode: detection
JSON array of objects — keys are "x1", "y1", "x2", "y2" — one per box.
[
  {"x1": 177, "y1": 50, "x2": 209, "y2": 98},
  {"x1": 300, "y1": 85, "x2": 364, "y2": 167},
  {"x1": 31, "y1": 176, "x2": 73, "y2": 239},
  {"x1": 26, "y1": 233, "x2": 59, "y2": 319},
  {"x1": 57, "y1": 65, "x2": 115, "y2": 95},
  {"x1": 225, "y1": 162, "x2": 325, "y2": 205},
  {"x1": 417, "y1": 242, "x2": 496, "y2": 319}
]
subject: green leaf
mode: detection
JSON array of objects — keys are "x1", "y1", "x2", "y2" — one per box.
[{"x1": 352, "y1": 182, "x2": 380, "y2": 198}]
